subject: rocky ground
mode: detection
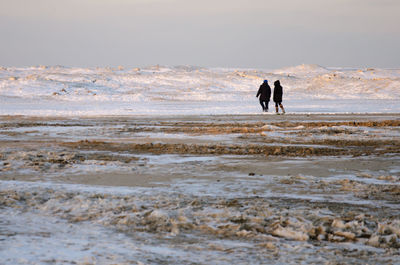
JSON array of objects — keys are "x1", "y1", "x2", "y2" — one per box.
[{"x1": 0, "y1": 114, "x2": 399, "y2": 264}]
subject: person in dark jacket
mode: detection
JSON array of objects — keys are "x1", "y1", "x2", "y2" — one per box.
[
  {"x1": 256, "y1": 80, "x2": 271, "y2": 112},
  {"x1": 273, "y1": 80, "x2": 285, "y2": 114}
]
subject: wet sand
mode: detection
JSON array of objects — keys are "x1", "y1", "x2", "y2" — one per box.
[{"x1": 1, "y1": 114, "x2": 400, "y2": 264}]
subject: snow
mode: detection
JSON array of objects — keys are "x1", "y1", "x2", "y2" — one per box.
[
  {"x1": 272, "y1": 64, "x2": 330, "y2": 75},
  {"x1": 1, "y1": 64, "x2": 399, "y2": 116}
]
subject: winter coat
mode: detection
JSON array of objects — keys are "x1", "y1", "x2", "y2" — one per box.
[
  {"x1": 256, "y1": 83, "x2": 271, "y2": 101},
  {"x1": 273, "y1": 81, "x2": 283, "y2": 102}
]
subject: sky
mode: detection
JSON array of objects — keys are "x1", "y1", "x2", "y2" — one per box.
[{"x1": 0, "y1": 0, "x2": 399, "y2": 69}]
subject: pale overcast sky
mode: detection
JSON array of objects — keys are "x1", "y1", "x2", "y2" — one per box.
[{"x1": 0, "y1": 0, "x2": 399, "y2": 68}]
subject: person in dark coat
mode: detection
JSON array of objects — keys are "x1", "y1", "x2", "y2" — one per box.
[
  {"x1": 256, "y1": 80, "x2": 271, "y2": 112},
  {"x1": 273, "y1": 80, "x2": 285, "y2": 114}
]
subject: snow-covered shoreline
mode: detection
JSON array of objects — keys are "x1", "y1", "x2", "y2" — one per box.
[
  {"x1": 1, "y1": 64, "x2": 399, "y2": 116},
  {"x1": 1, "y1": 114, "x2": 400, "y2": 264}
]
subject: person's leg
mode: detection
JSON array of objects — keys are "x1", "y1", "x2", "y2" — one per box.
[
  {"x1": 279, "y1": 103, "x2": 285, "y2": 113},
  {"x1": 275, "y1": 102, "x2": 279, "y2": 113},
  {"x1": 259, "y1": 99, "x2": 265, "y2": 111},
  {"x1": 265, "y1": 101, "x2": 269, "y2": 112}
]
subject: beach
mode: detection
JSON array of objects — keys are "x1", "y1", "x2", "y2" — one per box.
[
  {"x1": 1, "y1": 113, "x2": 399, "y2": 264},
  {"x1": 2, "y1": 0, "x2": 400, "y2": 262}
]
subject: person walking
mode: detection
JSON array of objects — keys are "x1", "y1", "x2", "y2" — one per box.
[
  {"x1": 273, "y1": 80, "x2": 285, "y2": 114},
  {"x1": 256, "y1": 80, "x2": 271, "y2": 112}
]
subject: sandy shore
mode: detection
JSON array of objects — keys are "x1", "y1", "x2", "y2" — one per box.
[
  {"x1": 1, "y1": 113, "x2": 399, "y2": 185},
  {"x1": 1, "y1": 114, "x2": 400, "y2": 264}
]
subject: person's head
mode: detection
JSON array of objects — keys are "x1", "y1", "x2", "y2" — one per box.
[
  {"x1": 263, "y1": 80, "x2": 268, "y2": 84},
  {"x1": 274, "y1": 80, "x2": 280, "y2": 86}
]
